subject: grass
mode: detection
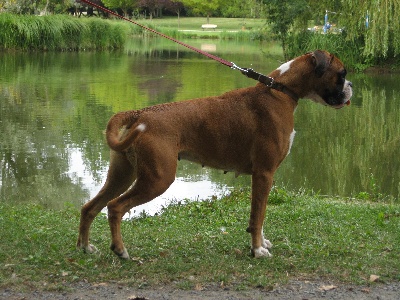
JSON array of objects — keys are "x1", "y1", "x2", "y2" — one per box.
[
  {"x1": 1, "y1": 187, "x2": 399, "y2": 292},
  {"x1": 137, "y1": 17, "x2": 268, "y2": 41},
  {"x1": 0, "y1": 15, "x2": 268, "y2": 51},
  {"x1": 0, "y1": 14, "x2": 131, "y2": 50},
  {"x1": 138, "y1": 16, "x2": 265, "y2": 31}
]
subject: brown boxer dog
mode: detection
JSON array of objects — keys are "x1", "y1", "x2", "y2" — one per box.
[{"x1": 77, "y1": 50, "x2": 352, "y2": 259}]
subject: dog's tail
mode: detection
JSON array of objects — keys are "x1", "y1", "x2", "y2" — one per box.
[{"x1": 106, "y1": 111, "x2": 146, "y2": 152}]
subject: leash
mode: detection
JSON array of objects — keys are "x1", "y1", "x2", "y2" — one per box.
[{"x1": 79, "y1": 0, "x2": 298, "y2": 101}]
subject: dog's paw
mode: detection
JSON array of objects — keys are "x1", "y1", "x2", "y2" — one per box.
[
  {"x1": 262, "y1": 239, "x2": 273, "y2": 249},
  {"x1": 86, "y1": 244, "x2": 98, "y2": 253},
  {"x1": 77, "y1": 241, "x2": 98, "y2": 254},
  {"x1": 111, "y1": 244, "x2": 130, "y2": 259},
  {"x1": 118, "y1": 247, "x2": 130, "y2": 260},
  {"x1": 252, "y1": 247, "x2": 272, "y2": 258}
]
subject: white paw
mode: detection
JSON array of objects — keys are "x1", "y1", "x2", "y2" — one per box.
[
  {"x1": 260, "y1": 227, "x2": 272, "y2": 249},
  {"x1": 262, "y1": 239, "x2": 273, "y2": 249},
  {"x1": 118, "y1": 247, "x2": 130, "y2": 260},
  {"x1": 78, "y1": 243, "x2": 98, "y2": 254},
  {"x1": 252, "y1": 247, "x2": 272, "y2": 258}
]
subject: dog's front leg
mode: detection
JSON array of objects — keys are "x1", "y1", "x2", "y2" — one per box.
[{"x1": 248, "y1": 171, "x2": 274, "y2": 258}]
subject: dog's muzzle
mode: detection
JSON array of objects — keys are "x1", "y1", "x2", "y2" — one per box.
[
  {"x1": 325, "y1": 80, "x2": 353, "y2": 109},
  {"x1": 336, "y1": 80, "x2": 353, "y2": 109}
]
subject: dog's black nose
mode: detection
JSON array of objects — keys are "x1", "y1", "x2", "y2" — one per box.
[{"x1": 349, "y1": 81, "x2": 353, "y2": 88}]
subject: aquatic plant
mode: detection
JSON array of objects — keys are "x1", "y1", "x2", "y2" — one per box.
[{"x1": 0, "y1": 14, "x2": 130, "y2": 51}]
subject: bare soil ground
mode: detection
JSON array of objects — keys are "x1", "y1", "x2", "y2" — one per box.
[{"x1": 2, "y1": 280, "x2": 399, "y2": 300}]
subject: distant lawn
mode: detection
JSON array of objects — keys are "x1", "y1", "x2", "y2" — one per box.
[
  {"x1": 133, "y1": 17, "x2": 269, "y2": 40},
  {"x1": 138, "y1": 16, "x2": 266, "y2": 32}
]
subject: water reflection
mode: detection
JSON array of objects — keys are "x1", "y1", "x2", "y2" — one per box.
[
  {"x1": 0, "y1": 40, "x2": 399, "y2": 216},
  {"x1": 68, "y1": 146, "x2": 235, "y2": 216}
]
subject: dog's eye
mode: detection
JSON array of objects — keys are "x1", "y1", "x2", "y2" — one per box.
[{"x1": 337, "y1": 70, "x2": 347, "y2": 84}]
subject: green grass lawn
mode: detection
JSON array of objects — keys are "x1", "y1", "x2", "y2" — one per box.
[
  {"x1": 134, "y1": 17, "x2": 268, "y2": 40},
  {"x1": 138, "y1": 16, "x2": 266, "y2": 31},
  {"x1": 1, "y1": 187, "x2": 399, "y2": 292}
]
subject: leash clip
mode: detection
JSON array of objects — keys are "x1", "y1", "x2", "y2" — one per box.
[
  {"x1": 231, "y1": 62, "x2": 275, "y2": 89},
  {"x1": 266, "y1": 77, "x2": 274, "y2": 87},
  {"x1": 230, "y1": 62, "x2": 247, "y2": 73}
]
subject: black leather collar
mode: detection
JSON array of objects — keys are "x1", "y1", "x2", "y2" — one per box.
[{"x1": 241, "y1": 68, "x2": 299, "y2": 102}]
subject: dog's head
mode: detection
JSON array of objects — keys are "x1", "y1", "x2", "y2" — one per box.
[
  {"x1": 276, "y1": 50, "x2": 352, "y2": 109},
  {"x1": 305, "y1": 50, "x2": 352, "y2": 109}
]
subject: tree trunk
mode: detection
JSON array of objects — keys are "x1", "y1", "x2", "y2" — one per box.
[{"x1": 44, "y1": 0, "x2": 50, "y2": 15}]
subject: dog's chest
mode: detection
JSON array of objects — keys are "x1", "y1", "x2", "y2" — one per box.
[{"x1": 287, "y1": 129, "x2": 296, "y2": 156}]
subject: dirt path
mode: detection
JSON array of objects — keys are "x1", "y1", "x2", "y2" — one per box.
[{"x1": 2, "y1": 280, "x2": 400, "y2": 300}]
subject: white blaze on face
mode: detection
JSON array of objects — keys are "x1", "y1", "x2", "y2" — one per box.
[
  {"x1": 277, "y1": 59, "x2": 294, "y2": 75},
  {"x1": 343, "y1": 80, "x2": 353, "y2": 102}
]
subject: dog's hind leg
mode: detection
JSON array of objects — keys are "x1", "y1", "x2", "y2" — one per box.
[
  {"x1": 107, "y1": 146, "x2": 177, "y2": 259},
  {"x1": 77, "y1": 150, "x2": 136, "y2": 253}
]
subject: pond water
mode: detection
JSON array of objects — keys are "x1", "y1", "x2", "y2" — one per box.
[{"x1": 1, "y1": 38, "x2": 399, "y2": 216}]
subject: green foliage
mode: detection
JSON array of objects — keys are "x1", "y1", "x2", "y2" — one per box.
[
  {"x1": 220, "y1": 0, "x2": 265, "y2": 18},
  {"x1": 261, "y1": 0, "x2": 400, "y2": 68},
  {"x1": 101, "y1": 0, "x2": 137, "y2": 16},
  {"x1": 286, "y1": 31, "x2": 368, "y2": 71},
  {"x1": 263, "y1": 0, "x2": 308, "y2": 59},
  {"x1": 338, "y1": 0, "x2": 400, "y2": 60},
  {"x1": 180, "y1": 0, "x2": 223, "y2": 20},
  {"x1": 0, "y1": 0, "x2": 73, "y2": 14},
  {"x1": 0, "y1": 14, "x2": 130, "y2": 51},
  {"x1": 355, "y1": 173, "x2": 390, "y2": 202}
]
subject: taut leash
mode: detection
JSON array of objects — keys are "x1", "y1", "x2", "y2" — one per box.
[
  {"x1": 79, "y1": 0, "x2": 298, "y2": 101},
  {"x1": 80, "y1": 0, "x2": 233, "y2": 67}
]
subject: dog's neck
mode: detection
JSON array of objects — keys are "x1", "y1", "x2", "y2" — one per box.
[
  {"x1": 268, "y1": 54, "x2": 316, "y2": 102},
  {"x1": 269, "y1": 81, "x2": 299, "y2": 102},
  {"x1": 242, "y1": 68, "x2": 299, "y2": 102}
]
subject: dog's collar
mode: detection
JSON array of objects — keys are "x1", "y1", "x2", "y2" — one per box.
[
  {"x1": 240, "y1": 68, "x2": 299, "y2": 102},
  {"x1": 269, "y1": 80, "x2": 299, "y2": 102}
]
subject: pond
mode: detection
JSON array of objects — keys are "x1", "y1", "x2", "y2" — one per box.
[{"x1": 1, "y1": 37, "x2": 399, "y2": 216}]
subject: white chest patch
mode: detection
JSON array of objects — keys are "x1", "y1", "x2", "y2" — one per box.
[
  {"x1": 287, "y1": 130, "x2": 296, "y2": 156},
  {"x1": 277, "y1": 59, "x2": 294, "y2": 75}
]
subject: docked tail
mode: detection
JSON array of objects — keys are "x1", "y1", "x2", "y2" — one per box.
[{"x1": 106, "y1": 111, "x2": 146, "y2": 152}]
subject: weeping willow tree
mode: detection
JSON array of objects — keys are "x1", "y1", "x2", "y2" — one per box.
[
  {"x1": 284, "y1": 0, "x2": 400, "y2": 69},
  {"x1": 339, "y1": 0, "x2": 400, "y2": 60}
]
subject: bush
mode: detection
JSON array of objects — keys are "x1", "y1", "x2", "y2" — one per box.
[{"x1": 286, "y1": 31, "x2": 370, "y2": 72}]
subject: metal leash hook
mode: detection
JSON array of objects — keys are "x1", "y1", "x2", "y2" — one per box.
[
  {"x1": 230, "y1": 62, "x2": 247, "y2": 73},
  {"x1": 232, "y1": 63, "x2": 275, "y2": 87}
]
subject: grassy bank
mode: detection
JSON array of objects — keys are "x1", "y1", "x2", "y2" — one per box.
[
  {"x1": 0, "y1": 14, "x2": 132, "y2": 50},
  {"x1": 1, "y1": 188, "x2": 399, "y2": 292},
  {"x1": 0, "y1": 14, "x2": 267, "y2": 51}
]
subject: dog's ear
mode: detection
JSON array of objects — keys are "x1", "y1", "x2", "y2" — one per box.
[{"x1": 312, "y1": 50, "x2": 331, "y2": 78}]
